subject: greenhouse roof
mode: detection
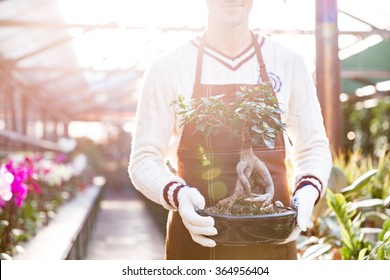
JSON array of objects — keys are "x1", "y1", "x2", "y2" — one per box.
[
  {"x1": 341, "y1": 40, "x2": 390, "y2": 96},
  {"x1": 0, "y1": 0, "x2": 389, "y2": 124}
]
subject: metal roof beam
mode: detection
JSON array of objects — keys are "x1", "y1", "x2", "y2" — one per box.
[
  {"x1": 2, "y1": 20, "x2": 389, "y2": 38},
  {"x1": 12, "y1": 36, "x2": 73, "y2": 62},
  {"x1": 70, "y1": 104, "x2": 137, "y2": 115},
  {"x1": 33, "y1": 71, "x2": 139, "y2": 105},
  {"x1": 3, "y1": 71, "x2": 72, "y2": 122},
  {"x1": 28, "y1": 69, "x2": 81, "y2": 87},
  {"x1": 341, "y1": 70, "x2": 390, "y2": 79},
  {"x1": 339, "y1": 9, "x2": 384, "y2": 31},
  {"x1": 260, "y1": 29, "x2": 390, "y2": 38},
  {"x1": 63, "y1": 85, "x2": 138, "y2": 111},
  {"x1": 70, "y1": 110, "x2": 136, "y2": 122},
  {"x1": 13, "y1": 66, "x2": 143, "y2": 74},
  {"x1": 0, "y1": 19, "x2": 203, "y2": 32}
]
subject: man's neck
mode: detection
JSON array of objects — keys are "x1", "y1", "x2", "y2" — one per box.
[{"x1": 205, "y1": 24, "x2": 252, "y2": 57}]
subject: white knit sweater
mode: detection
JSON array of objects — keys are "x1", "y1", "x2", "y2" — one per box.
[{"x1": 129, "y1": 33, "x2": 332, "y2": 210}]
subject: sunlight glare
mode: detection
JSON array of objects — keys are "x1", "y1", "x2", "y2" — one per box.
[
  {"x1": 59, "y1": 0, "x2": 207, "y2": 70},
  {"x1": 59, "y1": 0, "x2": 207, "y2": 27},
  {"x1": 376, "y1": 80, "x2": 390, "y2": 92},
  {"x1": 69, "y1": 121, "x2": 108, "y2": 142}
]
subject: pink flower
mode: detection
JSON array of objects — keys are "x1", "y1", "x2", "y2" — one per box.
[
  {"x1": 0, "y1": 165, "x2": 13, "y2": 202},
  {"x1": 4, "y1": 161, "x2": 30, "y2": 207},
  {"x1": 55, "y1": 153, "x2": 68, "y2": 164}
]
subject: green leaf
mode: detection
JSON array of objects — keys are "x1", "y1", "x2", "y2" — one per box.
[
  {"x1": 302, "y1": 243, "x2": 332, "y2": 260},
  {"x1": 201, "y1": 97, "x2": 211, "y2": 106},
  {"x1": 239, "y1": 86, "x2": 248, "y2": 92},
  {"x1": 265, "y1": 131, "x2": 276, "y2": 139},
  {"x1": 340, "y1": 169, "x2": 378, "y2": 193},
  {"x1": 350, "y1": 198, "x2": 384, "y2": 211},
  {"x1": 251, "y1": 125, "x2": 263, "y2": 135},
  {"x1": 352, "y1": 211, "x2": 364, "y2": 226},
  {"x1": 340, "y1": 226, "x2": 354, "y2": 251},
  {"x1": 358, "y1": 248, "x2": 369, "y2": 260},
  {"x1": 384, "y1": 194, "x2": 390, "y2": 208},
  {"x1": 378, "y1": 220, "x2": 390, "y2": 241},
  {"x1": 385, "y1": 243, "x2": 390, "y2": 259},
  {"x1": 196, "y1": 120, "x2": 207, "y2": 132},
  {"x1": 0, "y1": 253, "x2": 12, "y2": 260},
  {"x1": 340, "y1": 247, "x2": 351, "y2": 260},
  {"x1": 262, "y1": 135, "x2": 275, "y2": 149},
  {"x1": 326, "y1": 189, "x2": 364, "y2": 259}
]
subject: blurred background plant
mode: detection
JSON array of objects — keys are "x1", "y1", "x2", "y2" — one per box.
[
  {"x1": 343, "y1": 99, "x2": 389, "y2": 156},
  {"x1": 297, "y1": 145, "x2": 390, "y2": 260},
  {"x1": 0, "y1": 150, "x2": 90, "y2": 259}
]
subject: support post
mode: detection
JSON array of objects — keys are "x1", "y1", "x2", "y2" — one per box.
[{"x1": 315, "y1": 0, "x2": 342, "y2": 152}]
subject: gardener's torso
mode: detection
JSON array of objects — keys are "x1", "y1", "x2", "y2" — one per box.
[{"x1": 165, "y1": 32, "x2": 296, "y2": 260}]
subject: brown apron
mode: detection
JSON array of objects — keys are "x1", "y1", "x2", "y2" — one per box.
[{"x1": 165, "y1": 32, "x2": 297, "y2": 260}]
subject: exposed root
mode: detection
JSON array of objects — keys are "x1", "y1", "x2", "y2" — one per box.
[{"x1": 215, "y1": 144, "x2": 275, "y2": 211}]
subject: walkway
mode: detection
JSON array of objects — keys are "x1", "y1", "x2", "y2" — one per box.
[{"x1": 85, "y1": 184, "x2": 166, "y2": 260}]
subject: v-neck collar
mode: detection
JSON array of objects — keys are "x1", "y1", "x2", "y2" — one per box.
[{"x1": 191, "y1": 34, "x2": 265, "y2": 71}]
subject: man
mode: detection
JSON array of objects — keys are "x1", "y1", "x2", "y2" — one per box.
[{"x1": 129, "y1": 0, "x2": 332, "y2": 259}]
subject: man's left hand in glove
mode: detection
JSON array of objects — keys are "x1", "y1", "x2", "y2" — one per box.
[{"x1": 282, "y1": 186, "x2": 319, "y2": 243}]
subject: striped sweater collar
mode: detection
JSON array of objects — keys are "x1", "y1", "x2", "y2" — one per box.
[{"x1": 191, "y1": 33, "x2": 265, "y2": 71}]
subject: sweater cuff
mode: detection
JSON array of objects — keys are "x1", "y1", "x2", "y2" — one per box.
[
  {"x1": 163, "y1": 181, "x2": 188, "y2": 210},
  {"x1": 293, "y1": 176, "x2": 323, "y2": 205}
]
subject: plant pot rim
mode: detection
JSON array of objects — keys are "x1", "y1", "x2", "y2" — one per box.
[
  {"x1": 197, "y1": 207, "x2": 297, "y2": 219},
  {"x1": 196, "y1": 207, "x2": 297, "y2": 245}
]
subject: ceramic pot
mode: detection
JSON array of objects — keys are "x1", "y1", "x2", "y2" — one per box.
[{"x1": 197, "y1": 207, "x2": 297, "y2": 245}]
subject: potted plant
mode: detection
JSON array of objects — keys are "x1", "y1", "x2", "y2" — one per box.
[{"x1": 172, "y1": 82, "x2": 296, "y2": 245}]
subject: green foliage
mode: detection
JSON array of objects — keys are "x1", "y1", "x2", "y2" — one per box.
[
  {"x1": 326, "y1": 189, "x2": 370, "y2": 259},
  {"x1": 367, "y1": 219, "x2": 390, "y2": 260},
  {"x1": 172, "y1": 94, "x2": 228, "y2": 136},
  {"x1": 323, "y1": 189, "x2": 390, "y2": 260},
  {"x1": 233, "y1": 86, "x2": 285, "y2": 148},
  {"x1": 300, "y1": 148, "x2": 390, "y2": 260},
  {"x1": 343, "y1": 98, "x2": 389, "y2": 155},
  {"x1": 340, "y1": 169, "x2": 378, "y2": 196},
  {"x1": 171, "y1": 83, "x2": 286, "y2": 149},
  {"x1": 301, "y1": 243, "x2": 333, "y2": 260},
  {"x1": 333, "y1": 146, "x2": 390, "y2": 200}
]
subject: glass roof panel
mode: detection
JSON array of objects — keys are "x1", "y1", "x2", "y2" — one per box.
[{"x1": 0, "y1": 0, "x2": 388, "y2": 122}]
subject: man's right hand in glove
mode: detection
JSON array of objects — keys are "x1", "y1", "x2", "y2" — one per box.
[{"x1": 177, "y1": 187, "x2": 217, "y2": 247}]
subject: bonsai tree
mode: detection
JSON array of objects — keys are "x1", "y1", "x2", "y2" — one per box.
[{"x1": 172, "y1": 82, "x2": 287, "y2": 214}]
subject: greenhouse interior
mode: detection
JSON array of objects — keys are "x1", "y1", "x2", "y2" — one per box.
[{"x1": 0, "y1": 0, "x2": 389, "y2": 261}]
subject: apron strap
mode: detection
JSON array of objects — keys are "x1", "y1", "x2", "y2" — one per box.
[
  {"x1": 194, "y1": 34, "x2": 206, "y2": 88},
  {"x1": 251, "y1": 32, "x2": 269, "y2": 84}
]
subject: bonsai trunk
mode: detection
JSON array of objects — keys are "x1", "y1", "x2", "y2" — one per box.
[{"x1": 216, "y1": 132, "x2": 275, "y2": 209}]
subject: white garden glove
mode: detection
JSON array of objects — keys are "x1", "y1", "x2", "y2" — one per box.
[
  {"x1": 177, "y1": 187, "x2": 218, "y2": 247},
  {"x1": 282, "y1": 186, "x2": 319, "y2": 243}
]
